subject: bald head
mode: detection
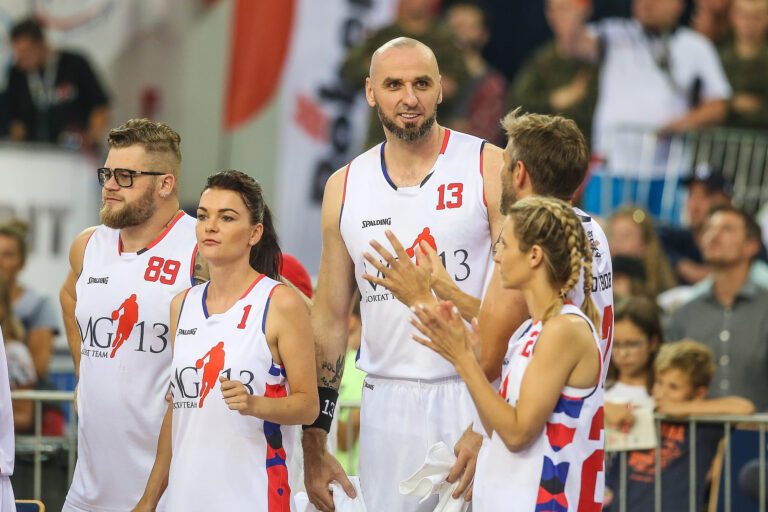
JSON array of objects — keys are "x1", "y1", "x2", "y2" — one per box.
[{"x1": 369, "y1": 37, "x2": 440, "y2": 79}]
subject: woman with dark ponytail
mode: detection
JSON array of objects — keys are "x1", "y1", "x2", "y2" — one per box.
[{"x1": 134, "y1": 170, "x2": 318, "y2": 512}]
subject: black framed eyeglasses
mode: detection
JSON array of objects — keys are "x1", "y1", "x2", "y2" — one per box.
[{"x1": 97, "y1": 167, "x2": 167, "y2": 188}]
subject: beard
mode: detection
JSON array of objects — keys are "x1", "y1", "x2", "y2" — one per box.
[
  {"x1": 377, "y1": 100, "x2": 438, "y2": 143},
  {"x1": 499, "y1": 171, "x2": 518, "y2": 215},
  {"x1": 100, "y1": 184, "x2": 157, "y2": 229}
]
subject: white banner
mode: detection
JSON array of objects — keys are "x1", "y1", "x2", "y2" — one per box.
[
  {"x1": 275, "y1": 0, "x2": 398, "y2": 275},
  {"x1": 0, "y1": 145, "x2": 101, "y2": 344}
]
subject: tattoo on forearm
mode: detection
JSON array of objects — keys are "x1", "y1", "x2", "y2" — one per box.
[{"x1": 319, "y1": 355, "x2": 345, "y2": 389}]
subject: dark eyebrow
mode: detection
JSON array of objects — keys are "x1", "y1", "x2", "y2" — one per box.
[
  {"x1": 196, "y1": 207, "x2": 240, "y2": 215},
  {"x1": 382, "y1": 77, "x2": 401, "y2": 85},
  {"x1": 414, "y1": 75, "x2": 433, "y2": 84}
]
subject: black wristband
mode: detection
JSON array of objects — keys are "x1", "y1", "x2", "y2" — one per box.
[{"x1": 302, "y1": 387, "x2": 339, "y2": 433}]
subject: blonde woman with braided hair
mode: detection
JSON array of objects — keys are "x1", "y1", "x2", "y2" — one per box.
[{"x1": 411, "y1": 196, "x2": 605, "y2": 511}]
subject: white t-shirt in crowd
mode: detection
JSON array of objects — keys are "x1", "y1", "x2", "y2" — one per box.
[
  {"x1": 590, "y1": 18, "x2": 731, "y2": 156},
  {"x1": 604, "y1": 381, "x2": 654, "y2": 408}
]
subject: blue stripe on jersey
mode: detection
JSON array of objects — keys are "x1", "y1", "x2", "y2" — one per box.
[
  {"x1": 262, "y1": 296, "x2": 272, "y2": 334},
  {"x1": 553, "y1": 395, "x2": 585, "y2": 418},
  {"x1": 201, "y1": 282, "x2": 211, "y2": 319},
  {"x1": 379, "y1": 142, "x2": 397, "y2": 191}
]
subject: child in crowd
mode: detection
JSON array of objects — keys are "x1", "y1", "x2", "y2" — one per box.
[
  {"x1": 604, "y1": 296, "x2": 661, "y2": 430},
  {"x1": 605, "y1": 339, "x2": 755, "y2": 511}
]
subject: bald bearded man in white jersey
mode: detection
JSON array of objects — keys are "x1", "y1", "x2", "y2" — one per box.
[
  {"x1": 361, "y1": 109, "x2": 615, "y2": 505},
  {"x1": 60, "y1": 119, "x2": 208, "y2": 512},
  {"x1": 302, "y1": 37, "x2": 527, "y2": 512}
]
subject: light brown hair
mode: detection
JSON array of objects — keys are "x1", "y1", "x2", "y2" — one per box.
[
  {"x1": 507, "y1": 196, "x2": 600, "y2": 332},
  {"x1": 107, "y1": 119, "x2": 182, "y2": 176},
  {"x1": 0, "y1": 273, "x2": 25, "y2": 341},
  {"x1": 0, "y1": 218, "x2": 29, "y2": 266},
  {"x1": 611, "y1": 205, "x2": 678, "y2": 295},
  {"x1": 655, "y1": 339, "x2": 715, "y2": 390},
  {"x1": 501, "y1": 108, "x2": 590, "y2": 201}
]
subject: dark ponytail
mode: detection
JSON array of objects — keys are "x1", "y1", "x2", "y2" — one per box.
[{"x1": 203, "y1": 170, "x2": 282, "y2": 280}]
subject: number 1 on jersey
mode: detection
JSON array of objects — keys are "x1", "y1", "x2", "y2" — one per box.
[{"x1": 237, "y1": 304, "x2": 252, "y2": 329}]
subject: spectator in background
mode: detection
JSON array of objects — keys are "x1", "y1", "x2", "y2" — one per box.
[
  {"x1": 720, "y1": 0, "x2": 768, "y2": 130},
  {"x1": 341, "y1": 0, "x2": 468, "y2": 150},
  {"x1": 605, "y1": 339, "x2": 754, "y2": 511},
  {"x1": 667, "y1": 206, "x2": 768, "y2": 410},
  {"x1": 658, "y1": 165, "x2": 732, "y2": 284},
  {"x1": 609, "y1": 205, "x2": 679, "y2": 296},
  {"x1": 445, "y1": 0, "x2": 507, "y2": 146},
  {"x1": 7, "y1": 18, "x2": 109, "y2": 148},
  {"x1": 509, "y1": 0, "x2": 599, "y2": 145},
  {"x1": 0, "y1": 220, "x2": 58, "y2": 379},
  {"x1": 0, "y1": 274, "x2": 34, "y2": 432},
  {"x1": 691, "y1": 0, "x2": 733, "y2": 45},
  {"x1": 569, "y1": 0, "x2": 731, "y2": 155},
  {"x1": 612, "y1": 255, "x2": 651, "y2": 298},
  {"x1": 337, "y1": 300, "x2": 365, "y2": 476}
]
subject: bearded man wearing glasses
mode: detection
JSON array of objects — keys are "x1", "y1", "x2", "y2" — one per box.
[{"x1": 59, "y1": 119, "x2": 208, "y2": 512}]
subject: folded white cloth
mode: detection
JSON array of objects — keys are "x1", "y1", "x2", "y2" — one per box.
[
  {"x1": 295, "y1": 476, "x2": 367, "y2": 512},
  {"x1": 398, "y1": 442, "x2": 470, "y2": 512}
]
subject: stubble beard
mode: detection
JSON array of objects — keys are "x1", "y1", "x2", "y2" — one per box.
[
  {"x1": 100, "y1": 184, "x2": 158, "y2": 229},
  {"x1": 377, "y1": 100, "x2": 439, "y2": 143},
  {"x1": 499, "y1": 173, "x2": 518, "y2": 215}
]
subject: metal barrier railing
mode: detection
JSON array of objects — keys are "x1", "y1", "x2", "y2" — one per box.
[
  {"x1": 592, "y1": 125, "x2": 768, "y2": 223},
  {"x1": 11, "y1": 389, "x2": 76, "y2": 501},
  {"x1": 610, "y1": 413, "x2": 768, "y2": 512}
]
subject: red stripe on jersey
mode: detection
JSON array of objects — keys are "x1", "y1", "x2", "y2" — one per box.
[
  {"x1": 189, "y1": 244, "x2": 198, "y2": 285},
  {"x1": 560, "y1": 393, "x2": 584, "y2": 401},
  {"x1": 240, "y1": 274, "x2": 267, "y2": 300},
  {"x1": 145, "y1": 211, "x2": 185, "y2": 251},
  {"x1": 479, "y1": 141, "x2": 487, "y2": 206},
  {"x1": 339, "y1": 159, "x2": 354, "y2": 227},
  {"x1": 440, "y1": 128, "x2": 451, "y2": 154}
]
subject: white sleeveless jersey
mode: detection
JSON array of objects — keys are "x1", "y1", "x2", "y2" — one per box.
[
  {"x1": 474, "y1": 304, "x2": 605, "y2": 512},
  {"x1": 0, "y1": 331, "x2": 14, "y2": 512},
  {"x1": 67, "y1": 212, "x2": 197, "y2": 511},
  {"x1": 570, "y1": 208, "x2": 614, "y2": 384},
  {"x1": 340, "y1": 129, "x2": 493, "y2": 379},
  {"x1": 167, "y1": 276, "x2": 295, "y2": 512}
]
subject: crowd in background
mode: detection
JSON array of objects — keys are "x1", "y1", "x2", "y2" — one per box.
[{"x1": 1, "y1": 0, "x2": 768, "y2": 509}]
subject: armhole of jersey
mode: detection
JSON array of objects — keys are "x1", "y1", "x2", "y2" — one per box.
[
  {"x1": 261, "y1": 283, "x2": 285, "y2": 335},
  {"x1": 479, "y1": 140, "x2": 487, "y2": 207},
  {"x1": 75, "y1": 228, "x2": 98, "y2": 284},
  {"x1": 339, "y1": 159, "x2": 354, "y2": 229},
  {"x1": 176, "y1": 287, "x2": 193, "y2": 339},
  {"x1": 189, "y1": 244, "x2": 198, "y2": 286},
  {"x1": 559, "y1": 312, "x2": 602, "y2": 400}
]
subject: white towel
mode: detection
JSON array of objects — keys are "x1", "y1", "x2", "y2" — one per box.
[
  {"x1": 398, "y1": 442, "x2": 470, "y2": 512},
  {"x1": 295, "y1": 476, "x2": 367, "y2": 512}
]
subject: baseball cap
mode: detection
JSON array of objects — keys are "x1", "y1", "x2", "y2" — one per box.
[
  {"x1": 682, "y1": 163, "x2": 733, "y2": 196},
  {"x1": 279, "y1": 253, "x2": 313, "y2": 299}
]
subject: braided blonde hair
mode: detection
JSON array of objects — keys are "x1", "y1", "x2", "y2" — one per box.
[{"x1": 507, "y1": 196, "x2": 601, "y2": 334}]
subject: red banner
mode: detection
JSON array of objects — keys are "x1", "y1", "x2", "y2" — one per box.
[{"x1": 223, "y1": 0, "x2": 295, "y2": 130}]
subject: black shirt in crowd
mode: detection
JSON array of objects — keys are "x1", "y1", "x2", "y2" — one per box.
[{"x1": 7, "y1": 50, "x2": 109, "y2": 144}]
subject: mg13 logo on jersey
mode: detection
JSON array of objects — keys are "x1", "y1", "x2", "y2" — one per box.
[
  {"x1": 170, "y1": 342, "x2": 258, "y2": 410},
  {"x1": 362, "y1": 226, "x2": 472, "y2": 302},
  {"x1": 76, "y1": 293, "x2": 169, "y2": 359}
]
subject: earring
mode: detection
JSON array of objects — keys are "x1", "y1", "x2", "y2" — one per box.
[
  {"x1": 160, "y1": 192, "x2": 168, "y2": 198},
  {"x1": 249, "y1": 241, "x2": 255, "y2": 246}
]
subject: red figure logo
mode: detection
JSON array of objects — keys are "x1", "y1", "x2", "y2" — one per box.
[
  {"x1": 405, "y1": 227, "x2": 438, "y2": 260},
  {"x1": 196, "y1": 342, "x2": 226, "y2": 408},
  {"x1": 110, "y1": 294, "x2": 139, "y2": 358}
]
